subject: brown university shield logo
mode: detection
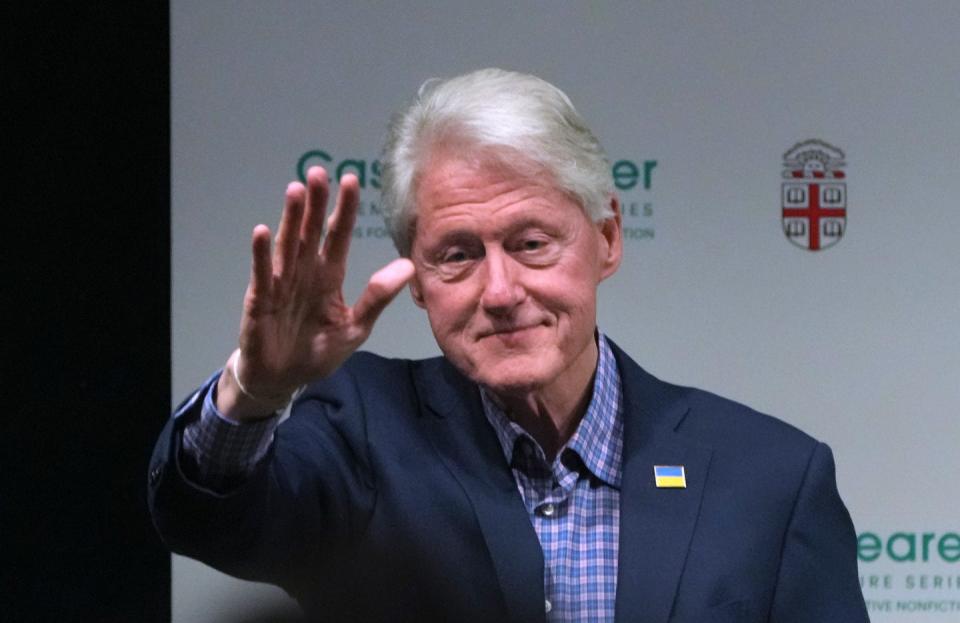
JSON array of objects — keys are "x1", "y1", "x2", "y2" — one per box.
[{"x1": 782, "y1": 140, "x2": 847, "y2": 251}]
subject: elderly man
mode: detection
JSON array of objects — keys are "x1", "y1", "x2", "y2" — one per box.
[{"x1": 150, "y1": 69, "x2": 868, "y2": 622}]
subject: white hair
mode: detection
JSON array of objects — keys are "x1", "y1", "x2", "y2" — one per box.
[{"x1": 380, "y1": 68, "x2": 614, "y2": 256}]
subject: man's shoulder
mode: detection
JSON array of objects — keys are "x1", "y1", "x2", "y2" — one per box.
[
  {"x1": 680, "y1": 384, "x2": 818, "y2": 454},
  {"x1": 339, "y1": 350, "x2": 450, "y2": 380},
  {"x1": 299, "y1": 350, "x2": 449, "y2": 400},
  {"x1": 608, "y1": 339, "x2": 819, "y2": 457}
]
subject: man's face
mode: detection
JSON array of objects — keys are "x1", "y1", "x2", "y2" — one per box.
[{"x1": 409, "y1": 153, "x2": 622, "y2": 398}]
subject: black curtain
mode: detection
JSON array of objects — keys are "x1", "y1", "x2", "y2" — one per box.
[{"x1": 6, "y1": 3, "x2": 171, "y2": 621}]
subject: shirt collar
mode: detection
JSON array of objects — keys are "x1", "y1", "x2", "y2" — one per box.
[{"x1": 480, "y1": 333, "x2": 624, "y2": 488}]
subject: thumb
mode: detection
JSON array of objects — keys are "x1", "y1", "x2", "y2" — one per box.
[{"x1": 353, "y1": 258, "x2": 416, "y2": 330}]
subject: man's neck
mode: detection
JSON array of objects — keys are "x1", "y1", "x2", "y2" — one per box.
[{"x1": 488, "y1": 337, "x2": 599, "y2": 461}]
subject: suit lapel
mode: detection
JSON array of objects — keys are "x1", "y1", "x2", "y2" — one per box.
[
  {"x1": 610, "y1": 344, "x2": 713, "y2": 623},
  {"x1": 413, "y1": 358, "x2": 546, "y2": 623}
]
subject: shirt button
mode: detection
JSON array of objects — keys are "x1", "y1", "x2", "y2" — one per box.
[
  {"x1": 545, "y1": 598, "x2": 552, "y2": 613},
  {"x1": 540, "y1": 503, "x2": 556, "y2": 517}
]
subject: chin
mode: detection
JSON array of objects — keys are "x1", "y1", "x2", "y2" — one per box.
[
  {"x1": 440, "y1": 333, "x2": 572, "y2": 396},
  {"x1": 470, "y1": 358, "x2": 557, "y2": 396}
]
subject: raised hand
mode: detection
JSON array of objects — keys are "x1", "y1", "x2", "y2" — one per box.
[{"x1": 216, "y1": 166, "x2": 415, "y2": 421}]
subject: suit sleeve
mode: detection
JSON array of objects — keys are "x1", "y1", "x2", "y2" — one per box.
[
  {"x1": 147, "y1": 367, "x2": 377, "y2": 588},
  {"x1": 769, "y1": 442, "x2": 869, "y2": 622}
]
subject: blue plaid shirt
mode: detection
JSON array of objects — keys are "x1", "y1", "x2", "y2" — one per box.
[
  {"x1": 480, "y1": 335, "x2": 623, "y2": 622},
  {"x1": 182, "y1": 335, "x2": 623, "y2": 621}
]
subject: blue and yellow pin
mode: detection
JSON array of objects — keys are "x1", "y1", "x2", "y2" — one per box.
[{"x1": 654, "y1": 465, "x2": 687, "y2": 488}]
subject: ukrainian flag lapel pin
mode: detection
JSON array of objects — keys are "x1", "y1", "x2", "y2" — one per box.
[{"x1": 654, "y1": 465, "x2": 687, "y2": 489}]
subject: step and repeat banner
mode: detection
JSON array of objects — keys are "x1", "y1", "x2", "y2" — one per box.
[{"x1": 172, "y1": 3, "x2": 958, "y2": 621}]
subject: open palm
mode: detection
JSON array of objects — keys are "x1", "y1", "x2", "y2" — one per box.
[{"x1": 218, "y1": 167, "x2": 414, "y2": 420}]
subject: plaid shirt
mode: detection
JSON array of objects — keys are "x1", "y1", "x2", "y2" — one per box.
[
  {"x1": 181, "y1": 336, "x2": 623, "y2": 621},
  {"x1": 480, "y1": 335, "x2": 622, "y2": 622},
  {"x1": 180, "y1": 381, "x2": 282, "y2": 489}
]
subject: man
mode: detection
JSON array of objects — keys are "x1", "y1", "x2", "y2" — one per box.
[{"x1": 150, "y1": 69, "x2": 868, "y2": 622}]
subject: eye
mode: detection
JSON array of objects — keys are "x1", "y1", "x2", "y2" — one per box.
[
  {"x1": 441, "y1": 247, "x2": 469, "y2": 263},
  {"x1": 432, "y1": 244, "x2": 481, "y2": 281},
  {"x1": 508, "y1": 229, "x2": 562, "y2": 266},
  {"x1": 521, "y1": 238, "x2": 546, "y2": 252},
  {"x1": 514, "y1": 235, "x2": 552, "y2": 255}
]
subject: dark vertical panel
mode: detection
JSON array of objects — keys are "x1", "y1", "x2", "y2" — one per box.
[{"x1": 5, "y1": 3, "x2": 171, "y2": 622}]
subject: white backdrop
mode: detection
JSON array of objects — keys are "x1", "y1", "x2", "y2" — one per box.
[{"x1": 171, "y1": 2, "x2": 960, "y2": 620}]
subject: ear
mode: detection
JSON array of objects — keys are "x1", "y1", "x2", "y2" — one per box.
[
  {"x1": 409, "y1": 276, "x2": 426, "y2": 308},
  {"x1": 597, "y1": 195, "x2": 623, "y2": 281}
]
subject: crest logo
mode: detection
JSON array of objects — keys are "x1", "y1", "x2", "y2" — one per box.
[{"x1": 781, "y1": 140, "x2": 847, "y2": 251}]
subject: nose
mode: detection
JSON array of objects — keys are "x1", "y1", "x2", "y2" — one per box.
[{"x1": 479, "y1": 248, "x2": 525, "y2": 315}]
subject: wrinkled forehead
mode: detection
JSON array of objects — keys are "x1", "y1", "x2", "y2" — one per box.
[{"x1": 408, "y1": 157, "x2": 598, "y2": 264}]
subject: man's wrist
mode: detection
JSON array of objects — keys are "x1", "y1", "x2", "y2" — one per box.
[{"x1": 215, "y1": 350, "x2": 295, "y2": 422}]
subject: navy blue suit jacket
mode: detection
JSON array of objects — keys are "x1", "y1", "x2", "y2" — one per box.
[{"x1": 149, "y1": 342, "x2": 868, "y2": 622}]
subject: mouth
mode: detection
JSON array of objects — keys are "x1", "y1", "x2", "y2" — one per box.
[{"x1": 478, "y1": 324, "x2": 542, "y2": 341}]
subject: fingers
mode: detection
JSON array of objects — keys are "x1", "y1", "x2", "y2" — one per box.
[
  {"x1": 252, "y1": 168, "x2": 360, "y2": 304},
  {"x1": 353, "y1": 258, "x2": 417, "y2": 330},
  {"x1": 300, "y1": 166, "x2": 329, "y2": 253},
  {"x1": 274, "y1": 182, "x2": 306, "y2": 278},
  {"x1": 320, "y1": 173, "x2": 360, "y2": 269},
  {"x1": 249, "y1": 224, "x2": 274, "y2": 297}
]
